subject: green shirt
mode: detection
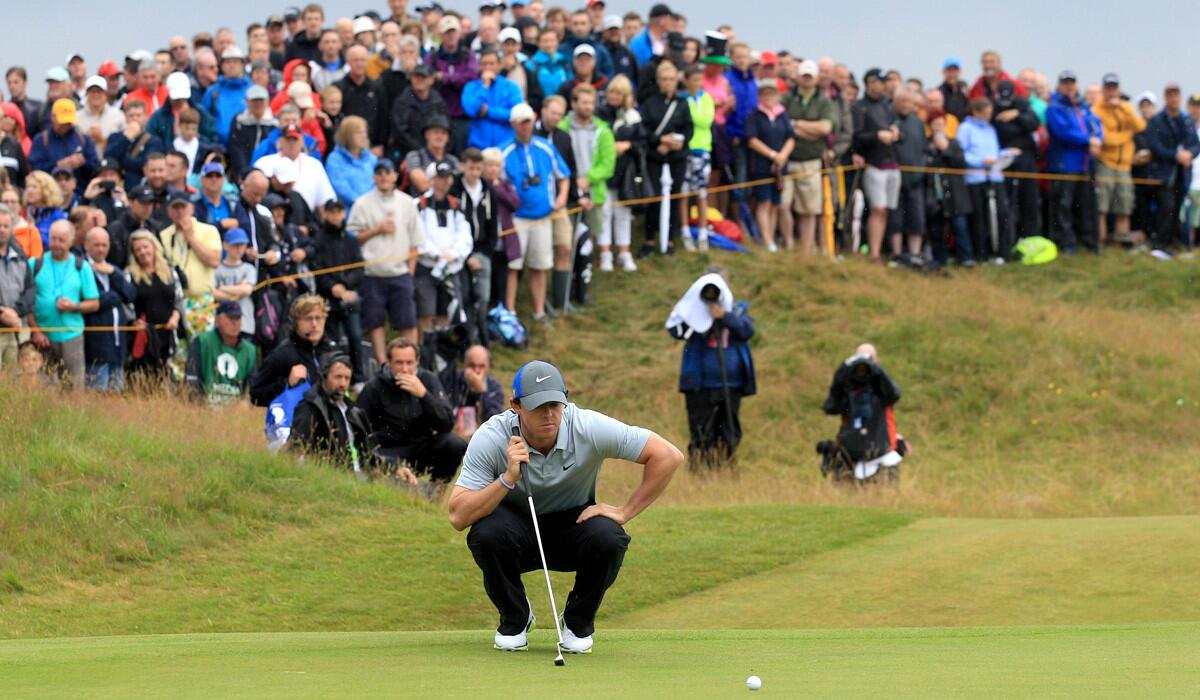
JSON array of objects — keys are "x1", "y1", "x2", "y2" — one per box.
[
  {"x1": 686, "y1": 91, "x2": 716, "y2": 153},
  {"x1": 192, "y1": 328, "x2": 257, "y2": 407},
  {"x1": 782, "y1": 88, "x2": 837, "y2": 162}
]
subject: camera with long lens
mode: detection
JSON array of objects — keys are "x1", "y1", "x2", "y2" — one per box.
[
  {"x1": 847, "y1": 355, "x2": 876, "y2": 386},
  {"x1": 699, "y1": 283, "x2": 721, "y2": 304}
]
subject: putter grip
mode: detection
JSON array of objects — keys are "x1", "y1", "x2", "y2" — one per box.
[{"x1": 511, "y1": 425, "x2": 529, "y2": 468}]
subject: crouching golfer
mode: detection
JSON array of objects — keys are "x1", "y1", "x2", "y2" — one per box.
[{"x1": 448, "y1": 360, "x2": 684, "y2": 654}]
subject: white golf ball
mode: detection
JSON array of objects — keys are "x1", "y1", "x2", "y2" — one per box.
[{"x1": 746, "y1": 675, "x2": 762, "y2": 691}]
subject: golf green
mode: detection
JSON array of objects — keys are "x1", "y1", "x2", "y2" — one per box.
[{"x1": 3, "y1": 624, "x2": 1197, "y2": 698}]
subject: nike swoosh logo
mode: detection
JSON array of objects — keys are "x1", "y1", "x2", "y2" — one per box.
[
  {"x1": 535, "y1": 376, "x2": 550, "y2": 383},
  {"x1": 562, "y1": 463, "x2": 574, "y2": 471}
]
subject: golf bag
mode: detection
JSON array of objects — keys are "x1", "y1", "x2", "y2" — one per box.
[
  {"x1": 420, "y1": 321, "x2": 471, "y2": 396},
  {"x1": 570, "y1": 222, "x2": 593, "y2": 305}
]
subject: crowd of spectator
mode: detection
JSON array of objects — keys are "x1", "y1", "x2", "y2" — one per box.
[{"x1": 1, "y1": 1, "x2": 1198, "y2": 475}]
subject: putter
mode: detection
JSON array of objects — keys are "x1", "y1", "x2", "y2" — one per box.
[{"x1": 511, "y1": 425, "x2": 566, "y2": 666}]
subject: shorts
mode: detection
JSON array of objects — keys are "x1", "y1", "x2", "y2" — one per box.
[
  {"x1": 780, "y1": 158, "x2": 823, "y2": 215},
  {"x1": 887, "y1": 184, "x2": 927, "y2": 236},
  {"x1": 751, "y1": 181, "x2": 782, "y2": 205},
  {"x1": 863, "y1": 166, "x2": 901, "y2": 210},
  {"x1": 361, "y1": 274, "x2": 416, "y2": 331},
  {"x1": 552, "y1": 212, "x2": 573, "y2": 248},
  {"x1": 509, "y1": 216, "x2": 554, "y2": 271},
  {"x1": 683, "y1": 150, "x2": 712, "y2": 194},
  {"x1": 1095, "y1": 163, "x2": 1135, "y2": 215},
  {"x1": 414, "y1": 264, "x2": 455, "y2": 318}
]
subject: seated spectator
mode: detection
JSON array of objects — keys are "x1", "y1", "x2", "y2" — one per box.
[
  {"x1": 102, "y1": 100, "x2": 164, "y2": 190},
  {"x1": 462, "y1": 50, "x2": 522, "y2": 150},
  {"x1": 227, "y1": 85, "x2": 277, "y2": 180},
  {"x1": 185, "y1": 300, "x2": 258, "y2": 406},
  {"x1": 213, "y1": 227, "x2": 257, "y2": 339},
  {"x1": 325, "y1": 116, "x2": 378, "y2": 206},
  {"x1": 357, "y1": 337, "x2": 466, "y2": 485},
  {"x1": 390, "y1": 65, "x2": 448, "y2": 162},
  {"x1": 126, "y1": 229, "x2": 183, "y2": 382},
  {"x1": 249, "y1": 293, "x2": 337, "y2": 406},
  {"x1": 290, "y1": 352, "x2": 395, "y2": 476},
  {"x1": 81, "y1": 227, "x2": 135, "y2": 391},
  {"x1": 76, "y1": 76, "x2": 125, "y2": 153},
  {"x1": 29, "y1": 100, "x2": 99, "y2": 196},
  {"x1": 254, "y1": 123, "x2": 336, "y2": 213},
  {"x1": 0, "y1": 203, "x2": 36, "y2": 371},
  {"x1": 448, "y1": 343, "x2": 505, "y2": 437},
  {"x1": 26, "y1": 219, "x2": 99, "y2": 388},
  {"x1": 202, "y1": 46, "x2": 252, "y2": 145},
  {"x1": 22, "y1": 170, "x2": 68, "y2": 248},
  {"x1": 311, "y1": 199, "x2": 365, "y2": 383},
  {"x1": 415, "y1": 161, "x2": 473, "y2": 333},
  {"x1": 403, "y1": 114, "x2": 461, "y2": 196}
]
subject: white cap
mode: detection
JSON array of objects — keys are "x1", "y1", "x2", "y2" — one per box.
[
  {"x1": 438, "y1": 15, "x2": 461, "y2": 34},
  {"x1": 221, "y1": 45, "x2": 246, "y2": 61},
  {"x1": 84, "y1": 75, "x2": 107, "y2": 91},
  {"x1": 509, "y1": 103, "x2": 536, "y2": 123},
  {"x1": 287, "y1": 81, "x2": 314, "y2": 109},
  {"x1": 797, "y1": 59, "x2": 818, "y2": 77},
  {"x1": 126, "y1": 49, "x2": 152, "y2": 64},
  {"x1": 352, "y1": 16, "x2": 376, "y2": 35},
  {"x1": 573, "y1": 44, "x2": 596, "y2": 58},
  {"x1": 166, "y1": 72, "x2": 191, "y2": 100},
  {"x1": 499, "y1": 27, "x2": 521, "y2": 44},
  {"x1": 272, "y1": 158, "x2": 299, "y2": 184},
  {"x1": 603, "y1": 15, "x2": 622, "y2": 31}
]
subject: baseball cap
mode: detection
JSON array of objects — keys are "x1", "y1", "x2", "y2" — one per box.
[
  {"x1": 323, "y1": 198, "x2": 346, "y2": 210},
  {"x1": 283, "y1": 6, "x2": 301, "y2": 20},
  {"x1": 128, "y1": 184, "x2": 155, "y2": 202},
  {"x1": 51, "y1": 99, "x2": 77, "y2": 125},
  {"x1": 221, "y1": 46, "x2": 246, "y2": 62},
  {"x1": 263, "y1": 192, "x2": 288, "y2": 210},
  {"x1": 97, "y1": 60, "x2": 121, "y2": 78},
  {"x1": 666, "y1": 32, "x2": 685, "y2": 52},
  {"x1": 85, "y1": 75, "x2": 107, "y2": 91},
  {"x1": 246, "y1": 85, "x2": 269, "y2": 101},
  {"x1": 417, "y1": 2, "x2": 446, "y2": 12},
  {"x1": 411, "y1": 64, "x2": 435, "y2": 78},
  {"x1": 943, "y1": 57, "x2": 961, "y2": 70},
  {"x1": 201, "y1": 162, "x2": 226, "y2": 177},
  {"x1": 66, "y1": 52, "x2": 85, "y2": 64},
  {"x1": 1057, "y1": 69, "x2": 1077, "y2": 83},
  {"x1": 266, "y1": 14, "x2": 284, "y2": 27},
  {"x1": 216, "y1": 300, "x2": 243, "y2": 318},
  {"x1": 863, "y1": 67, "x2": 885, "y2": 83},
  {"x1": 797, "y1": 60, "x2": 818, "y2": 78},
  {"x1": 649, "y1": 3, "x2": 673, "y2": 19},
  {"x1": 223, "y1": 227, "x2": 250, "y2": 245},
  {"x1": 287, "y1": 81, "x2": 314, "y2": 109},
  {"x1": 166, "y1": 72, "x2": 191, "y2": 100},
  {"x1": 438, "y1": 15, "x2": 460, "y2": 34},
  {"x1": 603, "y1": 15, "x2": 622, "y2": 31},
  {"x1": 759, "y1": 50, "x2": 779, "y2": 67},
  {"x1": 46, "y1": 66, "x2": 69, "y2": 83},
  {"x1": 510, "y1": 0, "x2": 528, "y2": 5},
  {"x1": 374, "y1": 157, "x2": 397, "y2": 173},
  {"x1": 587, "y1": 0, "x2": 606, "y2": 7},
  {"x1": 430, "y1": 160, "x2": 456, "y2": 178},
  {"x1": 272, "y1": 158, "x2": 299, "y2": 184},
  {"x1": 353, "y1": 16, "x2": 376, "y2": 35},
  {"x1": 756, "y1": 78, "x2": 779, "y2": 92},
  {"x1": 125, "y1": 49, "x2": 152, "y2": 65},
  {"x1": 509, "y1": 103, "x2": 536, "y2": 123},
  {"x1": 166, "y1": 189, "x2": 192, "y2": 206},
  {"x1": 52, "y1": 164, "x2": 74, "y2": 178},
  {"x1": 512, "y1": 360, "x2": 568, "y2": 409},
  {"x1": 97, "y1": 157, "x2": 121, "y2": 174},
  {"x1": 1164, "y1": 82, "x2": 1182, "y2": 94},
  {"x1": 1136, "y1": 90, "x2": 1158, "y2": 107},
  {"x1": 424, "y1": 113, "x2": 451, "y2": 133},
  {"x1": 281, "y1": 123, "x2": 304, "y2": 140},
  {"x1": 1190, "y1": 93, "x2": 1200, "y2": 106},
  {"x1": 574, "y1": 44, "x2": 596, "y2": 59},
  {"x1": 1102, "y1": 72, "x2": 1120, "y2": 86},
  {"x1": 499, "y1": 27, "x2": 522, "y2": 44}
]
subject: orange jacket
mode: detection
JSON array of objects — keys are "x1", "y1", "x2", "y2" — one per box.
[
  {"x1": 13, "y1": 223, "x2": 43, "y2": 258},
  {"x1": 1093, "y1": 99, "x2": 1146, "y2": 171}
]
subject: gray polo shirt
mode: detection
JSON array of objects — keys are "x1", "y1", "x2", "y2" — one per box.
[{"x1": 456, "y1": 404, "x2": 651, "y2": 514}]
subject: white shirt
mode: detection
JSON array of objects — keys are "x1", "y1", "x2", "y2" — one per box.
[
  {"x1": 174, "y1": 136, "x2": 200, "y2": 174},
  {"x1": 254, "y1": 152, "x2": 337, "y2": 211}
]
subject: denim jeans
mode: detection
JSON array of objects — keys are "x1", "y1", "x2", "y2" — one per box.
[{"x1": 86, "y1": 361, "x2": 126, "y2": 392}]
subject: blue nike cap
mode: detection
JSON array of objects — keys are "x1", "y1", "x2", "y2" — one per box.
[{"x1": 512, "y1": 360, "x2": 568, "y2": 409}]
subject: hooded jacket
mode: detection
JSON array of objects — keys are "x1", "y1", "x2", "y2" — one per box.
[
  {"x1": 1092, "y1": 99, "x2": 1146, "y2": 172},
  {"x1": 667, "y1": 286, "x2": 757, "y2": 397},
  {"x1": 0, "y1": 103, "x2": 30, "y2": 187},
  {"x1": 227, "y1": 107, "x2": 279, "y2": 178},
  {"x1": 823, "y1": 357, "x2": 902, "y2": 461},
  {"x1": 355, "y1": 365, "x2": 456, "y2": 449},
  {"x1": 325, "y1": 145, "x2": 379, "y2": 206},
  {"x1": 289, "y1": 384, "x2": 376, "y2": 470},
  {"x1": 270, "y1": 60, "x2": 326, "y2": 115},
  {"x1": 311, "y1": 220, "x2": 365, "y2": 312},
  {"x1": 724, "y1": 66, "x2": 758, "y2": 142},
  {"x1": 1143, "y1": 109, "x2": 1200, "y2": 186},
  {"x1": 202, "y1": 75, "x2": 252, "y2": 144},
  {"x1": 249, "y1": 329, "x2": 338, "y2": 406},
  {"x1": 461, "y1": 74, "x2": 522, "y2": 149},
  {"x1": 557, "y1": 112, "x2": 617, "y2": 205},
  {"x1": 526, "y1": 50, "x2": 572, "y2": 102},
  {"x1": 992, "y1": 92, "x2": 1041, "y2": 155},
  {"x1": 425, "y1": 45, "x2": 480, "y2": 119},
  {"x1": 285, "y1": 31, "x2": 323, "y2": 64},
  {"x1": 1045, "y1": 92, "x2": 1102, "y2": 174}
]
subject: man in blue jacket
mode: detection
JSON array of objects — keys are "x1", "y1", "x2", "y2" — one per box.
[
  {"x1": 1045, "y1": 70, "x2": 1103, "y2": 254},
  {"x1": 147, "y1": 73, "x2": 218, "y2": 146},
  {"x1": 630, "y1": 3, "x2": 674, "y2": 66},
  {"x1": 1143, "y1": 83, "x2": 1200, "y2": 255},
  {"x1": 202, "y1": 46, "x2": 252, "y2": 145},
  {"x1": 463, "y1": 50, "x2": 522, "y2": 150},
  {"x1": 725, "y1": 42, "x2": 758, "y2": 185},
  {"x1": 29, "y1": 100, "x2": 99, "y2": 196}
]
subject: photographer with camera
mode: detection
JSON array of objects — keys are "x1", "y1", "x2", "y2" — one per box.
[
  {"x1": 666, "y1": 266, "x2": 756, "y2": 471},
  {"x1": 821, "y1": 344, "x2": 904, "y2": 481}
]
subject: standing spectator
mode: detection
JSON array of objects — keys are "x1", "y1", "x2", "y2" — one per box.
[
  {"x1": 390, "y1": 65, "x2": 448, "y2": 162},
  {"x1": 425, "y1": 15, "x2": 480, "y2": 153},
  {"x1": 559, "y1": 45, "x2": 609, "y2": 103},
  {"x1": 21, "y1": 171, "x2": 68, "y2": 248},
  {"x1": 453, "y1": 148, "x2": 499, "y2": 323},
  {"x1": 227, "y1": 85, "x2": 277, "y2": 179},
  {"x1": 1092, "y1": 73, "x2": 1146, "y2": 246},
  {"x1": 0, "y1": 102, "x2": 32, "y2": 188},
  {"x1": 636, "y1": 32, "x2": 684, "y2": 104},
  {"x1": 0, "y1": 204, "x2": 36, "y2": 371},
  {"x1": 679, "y1": 66, "x2": 714, "y2": 252},
  {"x1": 890, "y1": 89, "x2": 928, "y2": 257},
  {"x1": 463, "y1": 50, "x2": 522, "y2": 150},
  {"x1": 958, "y1": 97, "x2": 1015, "y2": 262},
  {"x1": 969, "y1": 50, "x2": 1028, "y2": 102},
  {"x1": 1188, "y1": 94, "x2": 1200, "y2": 248},
  {"x1": 414, "y1": 161, "x2": 472, "y2": 332},
  {"x1": 938, "y1": 58, "x2": 969, "y2": 121},
  {"x1": 925, "y1": 110, "x2": 974, "y2": 267},
  {"x1": 160, "y1": 190, "x2": 222, "y2": 337},
  {"x1": 202, "y1": 46, "x2": 252, "y2": 145},
  {"x1": 213, "y1": 228, "x2": 258, "y2": 338},
  {"x1": 76, "y1": 76, "x2": 125, "y2": 154},
  {"x1": 596, "y1": 75, "x2": 643, "y2": 272},
  {"x1": 103, "y1": 100, "x2": 164, "y2": 190},
  {"x1": 991, "y1": 80, "x2": 1042, "y2": 239},
  {"x1": 402, "y1": 115, "x2": 460, "y2": 196},
  {"x1": 1046, "y1": 70, "x2": 1103, "y2": 255},
  {"x1": 29, "y1": 100, "x2": 99, "y2": 195},
  {"x1": 782, "y1": 60, "x2": 835, "y2": 254},
  {"x1": 526, "y1": 29, "x2": 572, "y2": 107},
  {"x1": 533, "y1": 96, "x2": 577, "y2": 302},
  {"x1": 639, "y1": 62, "x2": 692, "y2": 257},
  {"x1": 26, "y1": 219, "x2": 99, "y2": 388},
  {"x1": 6, "y1": 67, "x2": 44, "y2": 138},
  {"x1": 249, "y1": 292, "x2": 337, "y2": 406},
  {"x1": 254, "y1": 123, "x2": 336, "y2": 212},
  {"x1": 600, "y1": 15, "x2": 638, "y2": 88},
  {"x1": 309, "y1": 30, "x2": 348, "y2": 91},
  {"x1": 325, "y1": 116, "x2": 379, "y2": 206},
  {"x1": 185, "y1": 301, "x2": 258, "y2": 406},
  {"x1": 106, "y1": 184, "x2": 161, "y2": 267},
  {"x1": 481, "y1": 146, "x2": 520, "y2": 308},
  {"x1": 561, "y1": 10, "x2": 614, "y2": 79},
  {"x1": 285, "y1": 4, "x2": 326, "y2": 64},
  {"x1": 630, "y1": 3, "x2": 673, "y2": 65},
  {"x1": 122, "y1": 61, "x2": 168, "y2": 114},
  {"x1": 499, "y1": 103, "x2": 569, "y2": 320},
  {"x1": 852, "y1": 68, "x2": 900, "y2": 259},
  {"x1": 725, "y1": 42, "x2": 757, "y2": 188},
  {"x1": 311, "y1": 200, "x2": 366, "y2": 383},
  {"x1": 745, "y1": 79, "x2": 795, "y2": 252},
  {"x1": 336, "y1": 46, "x2": 389, "y2": 153},
  {"x1": 357, "y1": 336, "x2": 466, "y2": 485},
  {"x1": 1144, "y1": 83, "x2": 1200, "y2": 256},
  {"x1": 499, "y1": 27, "x2": 541, "y2": 109},
  {"x1": 81, "y1": 227, "x2": 134, "y2": 391},
  {"x1": 147, "y1": 73, "x2": 218, "y2": 146},
  {"x1": 347, "y1": 158, "x2": 424, "y2": 361}
]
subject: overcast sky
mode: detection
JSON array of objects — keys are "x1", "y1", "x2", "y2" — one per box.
[{"x1": 4, "y1": 1, "x2": 1198, "y2": 101}]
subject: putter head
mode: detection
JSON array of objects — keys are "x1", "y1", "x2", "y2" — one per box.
[{"x1": 554, "y1": 653, "x2": 565, "y2": 666}]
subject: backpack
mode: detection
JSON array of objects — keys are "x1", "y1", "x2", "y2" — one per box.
[
  {"x1": 486, "y1": 304, "x2": 528, "y2": 348},
  {"x1": 253, "y1": 286, "x2": 284, "y2": 349},
  {"x1": 1013, "y1": 236, "x2": 1058, "y2": 265}
]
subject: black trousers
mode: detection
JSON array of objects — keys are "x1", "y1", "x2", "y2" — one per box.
[
  {"x1": 684, "y1": 388, "x2": 742, "y2": 469},
  {"x1": 1006, "y1": 153, "x2": 1042, "y2": 238},
  {"x1": 1050, "y1": 178, "x2": 1098, "y2": 252},
  {"x1": 1151, "y1": 179, "x2": 1187, "y2": 250},
  {"x1": 646, "y1": 158, "x2": 686, "y2": 249},
  {"x1": 376, "y1": 432, "x2": 467, "y2": 482},
  {"x1": 967, "y1": 182, "x2": 1015, "y2": 260},
  {"x1": 467, "y1": 502, "x2": 631, "y2": 637}
]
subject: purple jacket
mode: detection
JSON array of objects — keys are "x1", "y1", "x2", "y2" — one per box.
[{"x1": 425, "y1": 47, "x2": 480, "y2": 119}]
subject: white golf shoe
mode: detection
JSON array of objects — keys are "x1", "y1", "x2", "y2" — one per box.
[
  {"x1": 598, "y1": 251, "x2": 614, "y2": 272},
  {"x1": 558, "y1": 618, "x2": 593, "y2": 654},
  {"x1": 494, "y1": 610, "x2": 535, "y2": 652}
]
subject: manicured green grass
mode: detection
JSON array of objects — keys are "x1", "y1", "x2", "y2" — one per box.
[{"x1": 4, "y1": 624, "x2": 1199, "y2": 699}]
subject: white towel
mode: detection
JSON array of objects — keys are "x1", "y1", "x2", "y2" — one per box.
[{"x1": 665, "y1": 273, "x2": 734, "y2": 336}]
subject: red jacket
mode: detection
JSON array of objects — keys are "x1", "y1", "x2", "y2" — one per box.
[{"x1": 968, "y1": 72, "x2": 1028, "y2": 101}]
